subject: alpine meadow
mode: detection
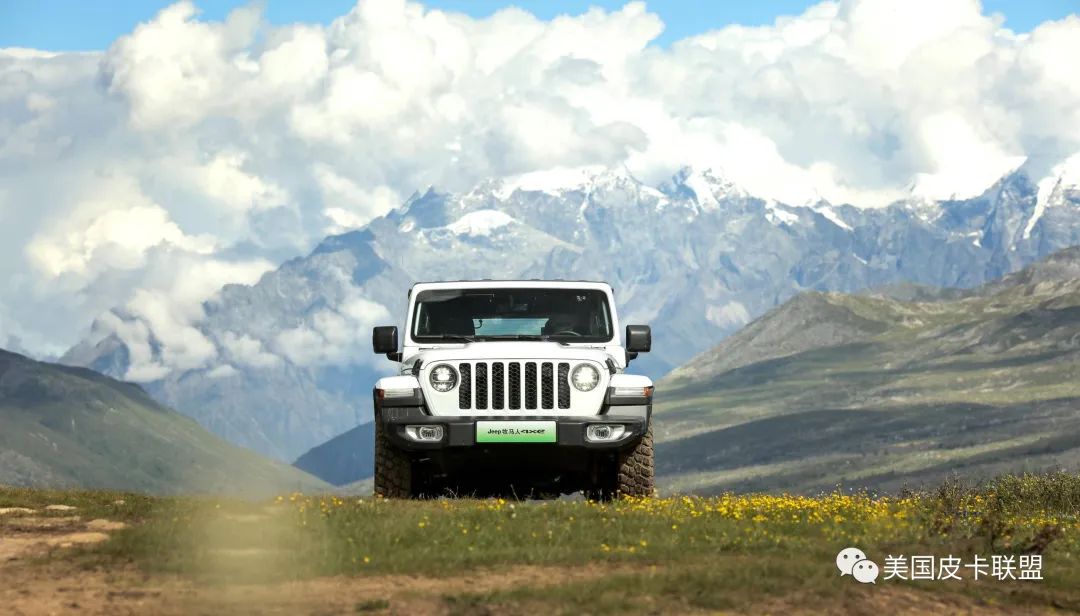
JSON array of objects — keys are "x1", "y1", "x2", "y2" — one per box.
[{"x1": 3, "y1": 0, "x2": 1080, "y2": 614}]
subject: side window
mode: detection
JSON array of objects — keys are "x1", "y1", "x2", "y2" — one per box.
[{"x1": 414, "y1": 304, "x2": 427, "y2": 335}]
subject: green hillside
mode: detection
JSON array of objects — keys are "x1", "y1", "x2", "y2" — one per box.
[
  {"x1": 655, "y1": 247, "x2": 1080, "y2": 494},
  {"x1": 0, "y1": 349, "x2": 327, "y2": 495}
]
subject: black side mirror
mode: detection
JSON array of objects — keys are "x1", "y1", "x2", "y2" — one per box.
[
  {"x1": 625, "y1": 325, "x2": 651, "y2": 360},
  {"x1": 373, "y1": 326, "x2": 400, "y2": 361}
]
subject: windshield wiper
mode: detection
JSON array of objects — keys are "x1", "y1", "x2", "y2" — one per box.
[
  {"x1": 424, "y1": 334, "x2": 572, "y2": 345},
  {"x1": 426, "y1": 335, "x2": 479, "y2": 343}
]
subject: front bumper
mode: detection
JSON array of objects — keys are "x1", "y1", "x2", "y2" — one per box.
[{"x1": 377, "y1": 405, "x2": 649, "y2": 451}]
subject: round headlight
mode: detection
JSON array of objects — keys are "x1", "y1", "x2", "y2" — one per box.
[
  {"x1": 429, "y1": 364, "x2": 458, "y2": 392},
  {"x1": 570, "y1": 363, "x2": 600, "y2": 392}
]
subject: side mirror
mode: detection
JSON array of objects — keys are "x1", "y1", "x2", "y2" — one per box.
[
  {"x1": 625, "y1": 325, "x2": 651, "y2": 360},
  {"x1": 372, "y1": 326, "x2": 400, "y2": 361}
]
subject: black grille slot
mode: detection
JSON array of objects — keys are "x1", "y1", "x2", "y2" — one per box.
[
  {"x1": 541, "y1": 362, "x2": 554, "y2": 409},
  {"x1": 475, "y1": 362, "x2": 488, "y2": 410},
  {"x1": 558, "y1": 362, "x2": 570, "y2": 409},
  {"x1": 492, "y1": 362, "x2": 504, "y2": 410},
  {"x1": 458, "y1": 363, "x2": 471, "y2": 410},
  {"x1": 508, "y1": 362, "x2": 521, "y2": 410},
  {"x1": 524, "y1": 362, "x2": 537, "y2": 409}
]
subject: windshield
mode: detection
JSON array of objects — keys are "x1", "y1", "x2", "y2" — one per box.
[{"x1": 411, "y1": 288, "x2": 613, "y2": 343}]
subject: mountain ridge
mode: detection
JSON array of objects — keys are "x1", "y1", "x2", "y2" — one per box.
[{"x1": 62, "y1": 163, "x2": 1080, "y2": 460}]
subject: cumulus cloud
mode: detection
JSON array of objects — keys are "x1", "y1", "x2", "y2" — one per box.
[
  {"x1": 274, "y1": 290, "x2": 392, "y2": 367},
  {"x1": 220, "y1": 332, "x2": 283, "y2": 370},
  {"x1": 1, "y1": 0, "x2": 1079, "y2": 372},
  {"x1": 87, "y1": 253, "x2": 275, "y2": 380},
  {"x1": 25, "y1": 173, "x2": 218, "y2": 278}
]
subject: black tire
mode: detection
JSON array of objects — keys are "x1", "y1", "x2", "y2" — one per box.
[
  {"x1": 616, "y1": 424, "x2": 655, "y2": 497},
  {"x1": 373, "y1": 418, "x2": 413, "y2": 498},
  {"x1": 585, "y1": 424, "x2": 655, "y2": 500}
]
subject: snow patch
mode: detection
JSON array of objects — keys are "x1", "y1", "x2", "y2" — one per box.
[
  {"x1": 678, "y1": 168, "x2": 744, "y2": 208},
  {"x1": 904, "y1": 197, "x2": 943, "y2": 224},
  {"x1": 764, "y1": 200, "x2": 799, "y2": 225},
  {"x1": 1025, "y1": 153, "x2": 1080, "y2": 239},
  {"x1": 494, "y1": 166, "x2": 606, "y2": 199},
  {"x1": 814, "y1": 205, "x2": 852, "y2": 231},
  {"x1": 682, "y1": 170, "x2": 719, "y2": 208},
  {"x1": 446, "y1": 210, "x2": 516, "y2": 237}
]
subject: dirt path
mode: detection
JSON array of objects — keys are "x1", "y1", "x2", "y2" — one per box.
[
  {"x1": 1, "y1": 506, "x2": 630, "y2": 616},
  {"x1": 0, "y1": 558, "x2": 646, "y2": 616},
  {"x1": 0, "y1": 507, "x2": 1053, "y2": 615}
]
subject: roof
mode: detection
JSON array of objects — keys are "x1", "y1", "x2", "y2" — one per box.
[{"x1": 409, "y1": 280, "x2": 613, "y2": 293}]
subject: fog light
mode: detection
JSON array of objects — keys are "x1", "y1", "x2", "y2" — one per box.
[
  {"x1": 585, "y1": 424, "x2": 626, "y2": 442},
  {"x1": 405, "y1": 425, "x2": 444, "y2": 442}
]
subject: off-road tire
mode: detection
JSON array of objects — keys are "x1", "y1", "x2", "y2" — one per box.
[
  {"x1": 373, "y1": 418, "x2": 413, "y2": 498},
  {"x1": 585, "y1": 424, "x2": 655, "y2": 500},
  {"x1": 616, "y1": 424, "x2": 655, "y2": 497}
]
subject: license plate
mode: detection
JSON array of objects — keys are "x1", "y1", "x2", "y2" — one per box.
[{"x1": 476, "y1": 421, "x2": 557, "y2": 443}]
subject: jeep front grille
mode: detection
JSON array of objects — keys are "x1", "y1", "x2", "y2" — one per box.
[{"x1": 458, "y1": 361, "x2": 572, "y2": 411}]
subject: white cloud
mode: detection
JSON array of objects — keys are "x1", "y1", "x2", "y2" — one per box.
[
  {"x1": 100, "y1": 1, "x2": 263, "y2": 130},
  {"x1": 221, "y1": 332, "x2": 283, "y2": 369},
  {"x1": 1, "y1": 0, "x2": 1079, "y2": 369},
  {"x1": 183, "y1": 151, "x2": 290, "y2": 214},
  {"x1": 274, "y1": 288, "x2": 391, "y2": 367},
  {"x1": 26, "y1": 174, "x2": 217, "y2": 278},
  {"x1": 93, "y1": 254, "x2": 275, "y2": 380},
  {"x1": 314, "y1": 164, "x2": 401, "y2": 234},
  {"x1": 206, "y1": 363, "x2": 238, "y2": 379},
  {"x1": 706, "y1": 301, "x2": 751, "y2": 328}
]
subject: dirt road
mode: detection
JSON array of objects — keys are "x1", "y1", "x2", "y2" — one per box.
[{"x1": 0, "y1": 506, "x2": 1050, "y2": 615}]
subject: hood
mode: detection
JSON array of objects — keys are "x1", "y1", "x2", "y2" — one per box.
[{"x1": 402, "y1": 341, "x2": 620, "y2": 369}]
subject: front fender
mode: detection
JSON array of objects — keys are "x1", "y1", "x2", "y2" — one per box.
[
  {"x1": 603, "y1": 372, "x2": 653, "y2": 420},
  {"x1": 375, "y1": 375, "x2": 421, "y2": 391},
  {"x1": 608, "y1": 373, "x2": 653, "y2": 389},
  {"x1": 374, "y1": 375, "x2": 425, "y2": 409}
]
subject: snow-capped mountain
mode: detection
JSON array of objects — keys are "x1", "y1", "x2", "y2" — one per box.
[{"x1": 62, "y1": 161, "x2": 1080, "y2": 460}]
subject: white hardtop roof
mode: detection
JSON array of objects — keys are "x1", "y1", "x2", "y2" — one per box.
[{"x1": 411, "y1": 280, "x2": 612, "y2": 293}]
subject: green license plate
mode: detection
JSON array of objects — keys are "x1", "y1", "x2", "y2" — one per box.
[{"x1": 476, "y1": 421, "x2": 557, "y2": 443}]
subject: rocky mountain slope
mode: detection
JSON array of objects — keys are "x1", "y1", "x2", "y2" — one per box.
[
  {"x1": 63, "y1": 163, "x2": 1080, "y2": 460},
  {"x1": 0, "y1": 349, "x2": 327, "y2": 495},
  {"x1": 655, "y1": 247, "x2": 1080, "y2": 494}
]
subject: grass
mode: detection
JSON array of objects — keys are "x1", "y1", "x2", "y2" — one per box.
[{"x1": 4, "y1": 473, "x2": 1080, "y2": 613}]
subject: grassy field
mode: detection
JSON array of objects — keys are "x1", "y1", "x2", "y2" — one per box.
[{"x1": 3, "y1": 474, "x2": 1080, "y2": 614}]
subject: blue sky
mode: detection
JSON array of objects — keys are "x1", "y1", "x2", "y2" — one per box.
[{"x1": 2, "y1": 0, "x2": 1077, "y2": 51}]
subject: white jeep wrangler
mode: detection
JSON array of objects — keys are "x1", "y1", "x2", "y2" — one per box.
[{"x1": 371, "y1": 280, "x2": 654, "y2": 499}]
